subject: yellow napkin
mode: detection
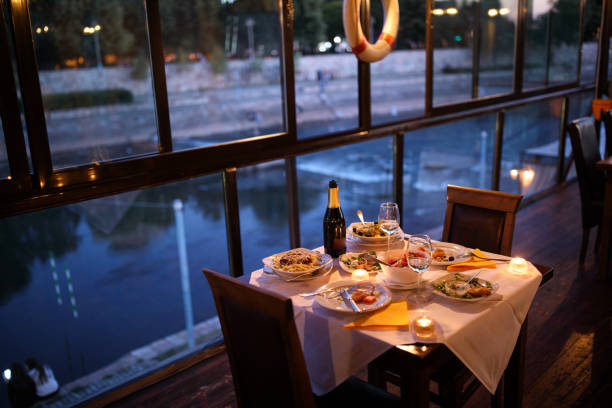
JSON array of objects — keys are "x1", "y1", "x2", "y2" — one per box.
[
  {"x1": 447, "y1": 248, "x2": 497, "y2": 271},
  {"x1": 344, "y1": 300, "x2": 411, "y2": 329}
]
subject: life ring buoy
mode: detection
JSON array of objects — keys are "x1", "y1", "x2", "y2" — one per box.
[{"x1": 343, "y1": 0, "x2": 399, "y2": 63}]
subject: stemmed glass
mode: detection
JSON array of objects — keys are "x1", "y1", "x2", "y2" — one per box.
[
  {"x1": 407, "y1": 234, "x2": 432, "y2": 304},
  {"x1": 378, "y1": 202, "x2": 400, "y2": 252}
]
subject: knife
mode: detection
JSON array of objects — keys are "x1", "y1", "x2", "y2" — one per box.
[{"x1": 340, "y1": 288, "x2": 361, "y2": 312}]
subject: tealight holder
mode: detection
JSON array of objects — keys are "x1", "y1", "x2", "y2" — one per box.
[
  {"x1": 509, "y1": 257, "x2": 528, "y2": 275},
  {"x1": 413, "y1": 315, "x2": 435, "y2": 338},
  {"x1": 351, "y1": 268, "x2": 369, "y2": 281}
]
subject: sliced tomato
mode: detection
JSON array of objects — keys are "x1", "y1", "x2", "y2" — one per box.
[{"x1": 361, "y1": 295, "x2": 377, "y2": 304}]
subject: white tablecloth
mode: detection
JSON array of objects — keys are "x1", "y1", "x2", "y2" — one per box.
[{"x1": 248, "y1": 245, "x2": 542, "y2": 395}]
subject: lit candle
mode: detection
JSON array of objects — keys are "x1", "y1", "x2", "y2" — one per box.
[
  {"x1": 414, "y1": 315, "x2": 435, "y2": 338},
  {"x1": 509, "y1": 257, "x2": 528, "y2": 275},
  {"x1": 352, "y1": 268, "x2": 369, "y2": 281}
]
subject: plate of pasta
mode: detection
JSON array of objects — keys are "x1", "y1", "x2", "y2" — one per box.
[{"x1": 262, "y1": 248, "x2": 333, "y2": 279}]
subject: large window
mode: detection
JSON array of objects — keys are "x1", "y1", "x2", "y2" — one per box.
[
  {"x1": 0, "y1": 174, "x2": 227, "y2": 406},
  {"x1": 523, "y1": 0, "x2": 581, "y2": 89},
  {"x1": 297, "y1": 138, "x2": 394, "y2": 248},
  {"x1": 371, "y1": 0, "x2": 426, "y2": 124},
  {"x1": 238, "y1": 161, "x2": 290, "y2": 273},
  {"x1": 30, "y1": 0, "x2": 159, "y2": 169},
  {"x1": 500, "y1": 98, "x2": 564, "y2": 196},
  {"x1": 161, "y1": 1, "x2": 284, "y2": 149},
  {"x1": 403, "y1": 114, "x2": 497, "y2": 236},
  {"x1": 294, "y1": 0, "x2": 359, "y2": 137},
  {"x1": 432, "y1": 0, "x2": 516, "y2": 106}
]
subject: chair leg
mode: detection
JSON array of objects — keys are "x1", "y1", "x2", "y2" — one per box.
[
  {"x1": 595, "y1": 225, "x2": 601, "y2": 254},
  {"x1": 580, "y1": 228, "x2": 590, "y2": 264}
]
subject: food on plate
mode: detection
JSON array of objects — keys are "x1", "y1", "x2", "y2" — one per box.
[
  {"x1": 467, "y1": 286, "x2": 491, "y2": 297},
  {"x1": 432, "y1": 273, "x2": 495, "y2": 299},
  {"x1": 350, "y1": 283, "x2": 381, "y2": 304},
  {"x1": 273, "y1": 248, "x2": 321, "y2": 272},
  {"x1": 432, "y1": 247, "x2": 455, "y2": 262},
  {"x1": 340, "y1": 252, "x2": 382, "y2": 272},
  {"x1": 352, "y1": 221, "x2": 386, "y2": 238},
  {"x1": 387, "y1": 253, "x2": 408, "y2": 267}
]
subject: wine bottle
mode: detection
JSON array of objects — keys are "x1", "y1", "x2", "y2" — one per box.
[{"x1": 323, "y1": 180, "x2": 346, "y2": 257}]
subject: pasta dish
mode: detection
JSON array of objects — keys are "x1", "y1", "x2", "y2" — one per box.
[{"x1": 273, "y1": 248, "x2": 321, "y2": 272}]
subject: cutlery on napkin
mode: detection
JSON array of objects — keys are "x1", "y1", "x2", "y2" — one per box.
[
  {"x1": 344, "y1": 300, "x2": 411, "y2": 329},
  {"x1": 447, "y1": 248, "x2": 497, "y2": 271}
]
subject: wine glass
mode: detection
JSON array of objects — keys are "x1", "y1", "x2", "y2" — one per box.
[
  {"x1": 407, "y1": 234, "x2": 432, "y2": 304},
  {"x1": 378, "y1": 202, "x2": 400, "y2": 252}
]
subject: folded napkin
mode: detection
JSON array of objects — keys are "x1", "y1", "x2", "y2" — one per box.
[
  {"x1": 447, "y1": 248, "x2": 497, "y2": 271},
  {"x1": 344, "y1": 300, "x2": 411, "y2": 329}
]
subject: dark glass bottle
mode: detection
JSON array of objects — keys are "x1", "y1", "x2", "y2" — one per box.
[{"x1": 323, "y1": 180, "x2": 346, "y2": 257}]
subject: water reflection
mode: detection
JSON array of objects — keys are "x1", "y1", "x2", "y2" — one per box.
[{"x1": 0, "y1": 208, "x2": 80, "y2": 304}]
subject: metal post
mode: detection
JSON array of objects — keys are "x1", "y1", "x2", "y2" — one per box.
[
  {"x1": 223, "y1": 168, "x2": 244, "y2": 277},
  {"x1": 358, "y1": 0, "x2": 371, "y2": 128},
  {"x1": 173, "y1": 198, "x2": 195, "y2": 349},
  {"x1": 472, "y1": 1, "x2": 481, "y2": 99},
  {"x1": 595, "y1": 0, "x2": 612, "y2": 98},
  {"x1": 557, "y1": 97, "x2": 569, "y2": 183},
  {"x1": 544, "y1": 11, "x2": 552, "y2": 86},
  {"x1": 393, "y1": 133, "x2": 404, "y2": 228},
  {"x1": 480, "y1": 130, "x2": 488, "y2": 188},
  {"x1": 514, "y1": 0, "x2": 526, "y2": 93},
  {"x1": 425, "y1": 0, "x2": 434, "y2": 113},
  {"x1": 285, "y1": 157, "x2": 300, "y2": 248},
  {"x1": 492, "y1": 111, "x2": 505, "y2": 190}
]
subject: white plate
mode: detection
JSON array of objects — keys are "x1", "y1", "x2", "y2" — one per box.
[
  {"x1": 347, "y1": 222, "x2": 404, "y2": 244},
  {"x1": 262, "y1": 263, "x2": 333, "y2": 282},
  {"x1": 375, "y1": 273, "x2": 419, "y2": 290},
  {"x1": 315, "y1": 280, "x2": 391, "y2": 313},
  {"x1": 338, "y1": 252, "x2": 382, "y2": 274},
  {"x1": 430, "y1": 273, "x2": 499, "y2": 302},
  {"x1": 262, "y1": 248, "x2": 333, "y2": 277},
  {"x1": 430, "y1": 242, "x2": 470, "y2": 266}
]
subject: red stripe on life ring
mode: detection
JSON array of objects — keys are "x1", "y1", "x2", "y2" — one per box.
[
  {"x1": 352, "y1": 37, "x2": 367, "y2": 55},
  {"x1": 379, "y1": 32, "x2": 395, "y2": 49}
]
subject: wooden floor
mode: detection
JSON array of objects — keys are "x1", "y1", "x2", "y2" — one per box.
[{"x1": 108, "y1": 182, "x2": 612, "y2": 408}]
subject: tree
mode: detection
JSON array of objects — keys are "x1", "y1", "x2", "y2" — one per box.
[{"x1": 293, "y1": 0, "x2": 326, "y2": 53}]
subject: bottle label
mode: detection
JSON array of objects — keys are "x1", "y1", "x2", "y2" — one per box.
[{"x1": 333, "y1": 237, "x2": 346, "y2": 251}]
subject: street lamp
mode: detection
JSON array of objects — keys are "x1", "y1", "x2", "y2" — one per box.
[{"x1": 83, "y1": 23, "x2": 102, "y2": 69}]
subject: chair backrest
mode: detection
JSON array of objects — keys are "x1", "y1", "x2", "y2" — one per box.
[
  {"x1": 602, "y1": 109, "x2": 612, "y2": 158},
  {"x1": 567, "y1": 118, "x2": 605, "y2": 227},
  {"x1": 442, "y1": 185, "x2": 522, "y2": 256},
  {"x1": 203, "y1": 268, "x2": 315, "y2": 408}
]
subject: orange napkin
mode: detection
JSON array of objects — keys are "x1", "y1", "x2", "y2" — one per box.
[
  {"x1": 344, "y1": 300, "x2": 411, "y2": 330},
  {"x1": 447, "y1": 248, "x2": 497, "y2": 271}
]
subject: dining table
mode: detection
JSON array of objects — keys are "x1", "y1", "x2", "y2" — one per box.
[{"x1": 247, "y1": 235, "x2": 552, "y2": 408}]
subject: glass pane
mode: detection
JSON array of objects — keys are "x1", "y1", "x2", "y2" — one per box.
[
  {"x1": 161, "y1": 1, "x2": 284, "y2": 150},
  {"x1": 500, "y1": 99, "x2": 563, "y2": 196},
  {"x1": 294, "y1": 0, "x2": 359, "y2": 138},
  {"x1": 581, "y1": 0, "x2": 601, "y2": 84},
  {"x1": 403, "y1": 115, "x2": 497, "y2": 237},
  {"x1": 0, "y1": 117, "x2": 8, "y2": 179},
  {"x1": 237, "y1": 161, "x2": 290, "y2": 273},
  {"x1": 478, "y1": 0, "x2": 516, "y2": 97},
  {"x1": 297, "y1": 139, "x2": 394, "y2": 249},
  {"x1": 371, "y1": 0, "x2": 426, "y2": 124},
  {"x1": 524, "y1": 0, "x2": 580, "y2": 90},
  {"x1": 29, "y1": 0, "x2": 158, "y2": 169},
  {"x1": 0, "y1": 174, "x2": 227, "y2": 406},
  {"x1": 432, "y1": 1, "x2": 474, "y2": 105}
]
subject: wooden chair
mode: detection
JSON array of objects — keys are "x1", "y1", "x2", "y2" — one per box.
[
  {"x1": 203, "y1": 268, "x2": 402, "y2": 408},
  {"x1": 368, "y1": 185, "x2": 523, "y2": 407},
  {"x1": 568, "y1": 118, "x2": 605, "y2": 263},
  {"x1": 443, "y1": 185, "x2": 523, "y2": 256}
]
